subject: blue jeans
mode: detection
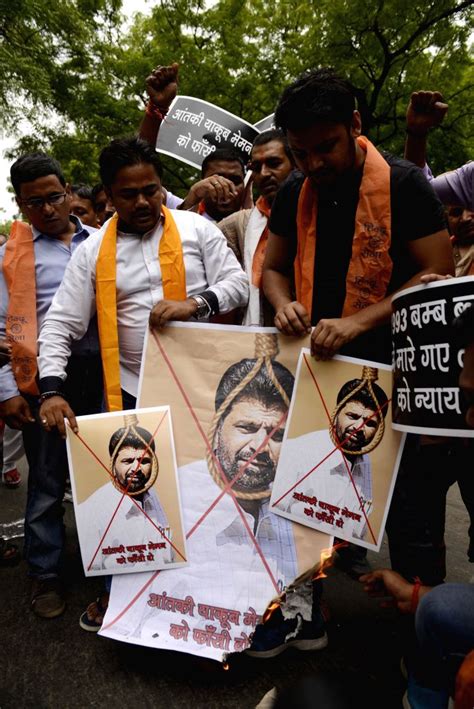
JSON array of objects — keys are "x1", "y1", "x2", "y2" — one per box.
[
  {"x1": 407, "y1": 584, "x2": 474, "y2": 708},
  {"x1": 23, "y1": 355, "x2": 103, "y2": 579}
]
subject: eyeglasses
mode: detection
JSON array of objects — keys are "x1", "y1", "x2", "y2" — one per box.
[{"x1": 20, "y1": 193, "x2": 68, "y2": 210}]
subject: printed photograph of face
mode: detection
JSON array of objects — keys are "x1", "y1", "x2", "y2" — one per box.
[
  {"x1": 270, "y1": 352, "x2": 404, "y2": 552},
  {"x1": 212, "y1": 357, "x2": 294, "y2": 498},
  {"x1": 66, "y1": 407, "x2": 187, "y2": 576}
]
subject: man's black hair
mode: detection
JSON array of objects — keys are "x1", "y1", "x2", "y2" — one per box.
[
  {"x1": 251, "y1": 128, "x2": 293, "y2": 162},
  {"x1": 71, "y1": 183, "x2": 94, "y2": 201},
  {"x1": 215, "y1": 359, "x2": 294, "y2": 415},
  {"x1": 336, "y1": 379, "x2": 389, "y2": 419},
  {"x1": 201, "y1": 148, "x2": 245, "y2": 178},
  {"x1": 99, "y1": 136, "x2": 163, "y2": 188},
  {"x1": 10, "y1": 153, "x2": 66, "y2": 196},
  {"x1": 109, "y1": 426, "x2": 156, "y2": 459},
  {"x1": 275, "y1": 67, "x2": 357, "y2": 134}
]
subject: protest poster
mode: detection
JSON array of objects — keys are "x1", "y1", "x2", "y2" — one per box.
[
  {"x1": 270, "y1": 351, "x2": 405, "y2": 552},
  {"x1": 100, "y1": 324, "x2": 332, "y2": 661},
  {"x1": 66, "y1": 406, "x2": 187, "y2": 577},
  {"x1": 253, "y1": 114, "x2": 275, "y2": 132},
  {"x1": 392, "y1": 276, "x2": 474, "y2": 437},
  {"x1": 156, "y1": 96, "x2": 259, "y2": 170}
]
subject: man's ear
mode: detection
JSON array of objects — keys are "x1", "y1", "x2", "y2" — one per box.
[{"x1": 350, "y1": 110, "x2": 362, "y2": 138}]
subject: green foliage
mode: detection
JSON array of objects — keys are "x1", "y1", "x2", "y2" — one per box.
[{"x1": 2, "y1": 0, "x2": 473, "y2": 189}]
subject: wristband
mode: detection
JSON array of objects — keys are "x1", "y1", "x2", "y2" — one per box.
[
  {"x1": 410, "y1": 576, "x2": 422, "y2": 614},
  {"x1": 39, "y1": 390, "x2": 66, "y2": 404},
  {"x1": 145, "y1": 100, "x2": 169, "y2": 121}
]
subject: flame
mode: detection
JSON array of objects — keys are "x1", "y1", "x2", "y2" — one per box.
[
  {"x1": 312, "y1": 542, "x2": 347, "y2": 581},
  {"x1": 222, "y1": 662, "x2": 230, "y2": 671},
  {"x1": 262, "y1": 600, "x2": 281, "y2": 624}
]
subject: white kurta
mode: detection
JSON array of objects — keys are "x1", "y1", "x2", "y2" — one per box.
[{"x1": 38, "y1": 210, "x2": 249, "y2": 396}]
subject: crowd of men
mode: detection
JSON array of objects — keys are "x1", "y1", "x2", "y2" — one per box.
[{"x1": 0, "y1": 62, "x2": 473, "y2": 707}]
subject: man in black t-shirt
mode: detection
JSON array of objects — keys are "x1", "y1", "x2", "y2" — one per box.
[{"x1": 263, "y1": 68, "x2": 454, "y2": 365}]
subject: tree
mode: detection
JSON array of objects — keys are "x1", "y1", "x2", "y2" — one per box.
[{"x1": 5, "y1": 0, "x2": 473, "y2": 190}]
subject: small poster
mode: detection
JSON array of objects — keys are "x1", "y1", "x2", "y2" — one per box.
[
  {"x1": 157, "y1": 96, "x2": 259, "y2": 169},
  {"x1": 270, "y1": 351, "x2": 405, "y2": 551},
  {"x1": 66, "y1": 406, "x2": 187, "y2": 577},
  {"x1": 392, "y1": 276, "x2": 474, "y2": 437}
]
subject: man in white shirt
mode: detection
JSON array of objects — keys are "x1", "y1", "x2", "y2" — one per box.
[
  {"x1": 272, "y1": 376, "x2": 389, "y2": 542},
  {"x1": 76, "y1": 417, "x2": 174, "y2": 579},
  {"x1": 37, "y1": 136, "x2": 249, "y2": 429}
]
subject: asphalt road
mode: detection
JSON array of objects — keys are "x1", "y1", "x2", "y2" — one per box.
[{"x1": 0, "y1": 453, "x2": 471, "y2": 709}]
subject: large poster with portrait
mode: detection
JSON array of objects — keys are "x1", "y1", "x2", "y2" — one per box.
[
  {"x1": 66, "y1": 406, "x2": 187, "y2": 577},
  {"x1": 270, "y1": 351, "x2": 405, "y2": 552},
  {"x1": 100, "y1": 324, "x2": 332, "y2": 661}
]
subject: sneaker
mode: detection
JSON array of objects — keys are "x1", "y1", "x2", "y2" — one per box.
[
  {"x1": 246, "y1": 608, "x2": 328, "y2": 659},
  {"x1": 3, "y1": 468, "x2": 21, "y2": 488},
  {"x1": 31, "y1": 578, "x2": 66, "y2": 619}
]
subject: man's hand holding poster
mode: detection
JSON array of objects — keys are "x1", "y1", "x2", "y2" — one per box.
[
  {"x1": 99, "y1": 324, "x2": 332, "y2": 661},
  {"x1": 270, "y1": 352, "x2": 405, "y2": 551},
  {"x1": 66, "y1": 406, "x2": 187, "y2": 577}
]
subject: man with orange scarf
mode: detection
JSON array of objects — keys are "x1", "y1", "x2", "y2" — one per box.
[
  {"x1": 262, "y1": 68, "x2": 454, "y2": 587},
  {"x1": 37, "y1": 136, "x2": 248, "y2": 423},
  {"x1": 0, "y1": 153, "x2": 102, "y2": 618}
]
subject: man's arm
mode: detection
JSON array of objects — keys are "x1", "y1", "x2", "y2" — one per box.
[
  {"x1": 404, "y1": 90, "x2": 448, "y2": 168},
  {"x1": 149, "y1": 218, "x2": 249, "y2": 329},
  {"x1": 262, "y1": 230, "x2": 311, "y2": 336},
  {"x1": 38, "y1": 242, "x2": 97, "y2": 436},
  {"x1": 310, "y1": 229, "x2": 454, "y2": 359},
  {"x1": 138, "y1": 63, "x2": 179, "y2": 147}
]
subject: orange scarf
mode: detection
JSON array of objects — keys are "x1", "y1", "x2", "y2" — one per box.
[
  {"x1": 2, "y1": 221, "x2": 39, "y2": 395},
  {"x1": 251, "y1": 196, "x2": 272, "y2": 288},
  {"x1": 295, "y1": 136, "x2": 392, "y2": 317},
  {"x1": 96, "y1": 207, "x2": 187, "y2": 411}
]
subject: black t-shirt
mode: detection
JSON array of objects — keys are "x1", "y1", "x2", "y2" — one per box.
[{"x1": 268, "y1": 154, "x2": 447, "y2": 363}]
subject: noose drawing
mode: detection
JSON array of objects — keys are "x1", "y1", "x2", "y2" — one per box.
[
  {"x1": 109, "y1": 412, "x2": 159, "y2": 496},
  {"x1": 206, "y1": 333, "x2": 290, "y2": 501},
  {"x1": 329, "y1": 366, "x2": 386, "y2": 456}
]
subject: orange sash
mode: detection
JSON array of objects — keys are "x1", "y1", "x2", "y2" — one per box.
[
  {"x1": 96, "y1": 207, "x2": 187, "y2": 411},
  {"x1": 295, "y1": 136, "x2": 392, "y2": 317},
  {"x1": 2, "y1": 221, "x2": 39, "y2": 396},
  {"x1": 251, "y1": 196, "x2": 272, "y2": 288}
]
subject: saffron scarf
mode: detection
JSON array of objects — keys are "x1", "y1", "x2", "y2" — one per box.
[
  {"x1": 295, "y1": 136, "x2": 392, "y2": 317},
  {"x1": 96, "y1": 207, "x2": 187, "y2": 411},
  {"x1": 251, "y1": 196, "x2": 272, "y2": 288},
  {"x1": 3, "y1": 221, "x2": 39, "y2": 395}
]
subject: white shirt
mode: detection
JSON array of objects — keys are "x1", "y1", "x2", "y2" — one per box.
[
  {"x1": 38, "y1": 210, "x2": 249, "y2": 396},
  {"x1": 75, "y1": 481, "x2": 174, "y2": 576},
  {"x1": 272, "y1": 429, "x2": 373, "y2": 541}
]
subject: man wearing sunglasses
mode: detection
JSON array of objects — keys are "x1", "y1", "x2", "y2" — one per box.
[{"x1": 0, "y1": 153, "x2": 102, "y2": 619}]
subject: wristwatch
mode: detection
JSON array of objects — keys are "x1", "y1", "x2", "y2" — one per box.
[{"x1": 190, "y1": 294, "x2": 212, "y2": 320}]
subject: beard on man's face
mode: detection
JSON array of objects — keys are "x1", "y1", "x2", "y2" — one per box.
[
  {"x1": 335, "y1": 420, "x2": 368, "y2": 452},
  {"x1": 216, "y1": 444, "x2": 276, "y2": 493}
]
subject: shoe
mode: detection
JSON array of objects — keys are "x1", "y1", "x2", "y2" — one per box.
[
  {"x1": 246, "y1": 608, "x2": 328, "y2": 659},
  {"x1": 79, "y1": 594, "x2": 109, "y2": 632},
  {"x1": 31, "y1": 578, "x2": 66, "y2": 619},
  {"x1": 3, "y1": 468, "x2": 21, "y2": 488}
]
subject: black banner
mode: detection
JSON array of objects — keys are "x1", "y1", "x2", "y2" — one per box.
[
  {"x1": 392, "y1": 276, "x2": 474, "y2": 436},
  {"x1": 157, "y1": 96, "x2": 259, "y2": 170}
]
